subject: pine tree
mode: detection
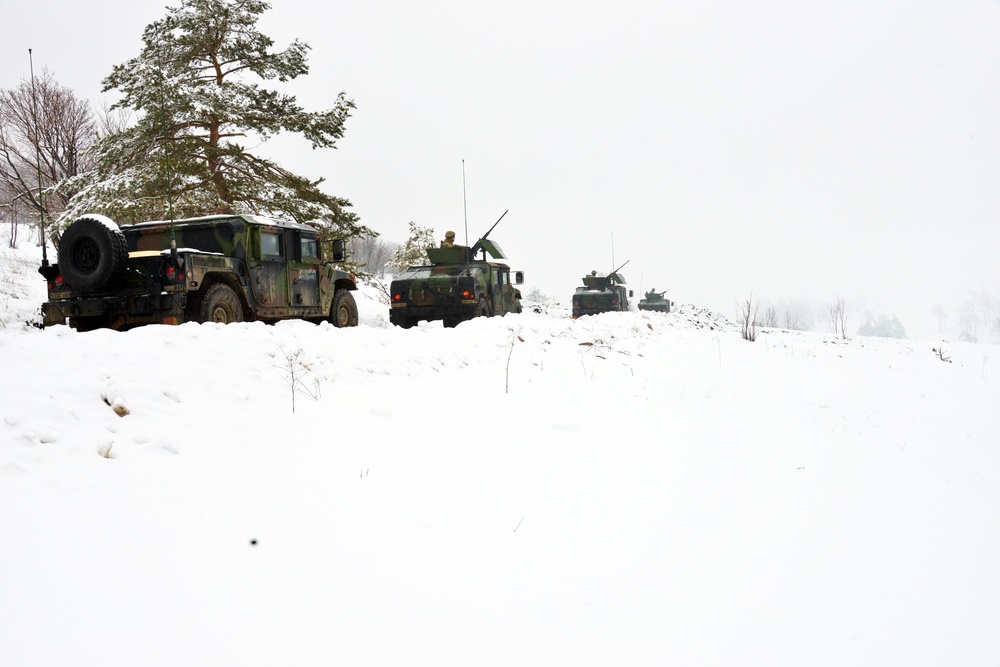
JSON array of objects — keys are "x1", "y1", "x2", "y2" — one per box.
[
  {"x1": 388, "y1": 222, "x2": 436, "y2": 274},
  {"x1": 55, "y1": 0, "x2": 368, "y2": 244}
]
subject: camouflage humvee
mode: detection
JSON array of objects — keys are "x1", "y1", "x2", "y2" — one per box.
[
  {"x1": 38, "y1": 213, "x2": 359, "y2": 331},
  {"x1": 637, "y1": 288, "x2": 674, "y2": 313},
  {"x1": 389, "y1": 212, "x2": 524, "y2": 328},
  {"x1": 571, "y1": 263, "x2": 633, "y2": 318}
]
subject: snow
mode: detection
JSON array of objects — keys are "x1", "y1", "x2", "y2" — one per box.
[{"x1": 2, "y1": 242, "x2": 999, "y2": 666}]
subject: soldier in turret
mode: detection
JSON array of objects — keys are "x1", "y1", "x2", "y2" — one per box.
[{"x1": 440, "y1": 231, "x2": 456, "y2": 248}]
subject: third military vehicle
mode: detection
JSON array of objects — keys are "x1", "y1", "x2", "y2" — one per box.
[
  {"x1": 39, "y1": 213, "x2": 359, "y2": 330},
  {"x1": 571, "y1": 261, "x2": 633, "y2": 318},
  {"x1": 638, "y1": 289, "x2": 674, "y2": 313},
  {"x1": 389, "y1": 211, "x2": 524, "y2": 328}
]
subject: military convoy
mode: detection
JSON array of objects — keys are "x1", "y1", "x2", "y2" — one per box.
[
  {"x1": 38, "y1": 210, "x2": 676, "y2": 331},
  {"x1": 389, "y1": 211, "x2": 524, "y2": 328},
  {"x1": 638, "y1": 289, "x2": 674, "y2": 313},
  {"x1": 571, "y1": 261, "x2": 633, "y2": 319},
  {"x1": 38, "y1": 213, "x2": 359, "y2": 331}
]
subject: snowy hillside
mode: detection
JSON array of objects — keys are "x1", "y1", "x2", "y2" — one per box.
[{"x1": 1, "y1": 243, "x2": 999, "y2": 667}]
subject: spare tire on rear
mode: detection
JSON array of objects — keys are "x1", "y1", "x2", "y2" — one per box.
[{"x1": 58, "y1": 215, "x2": 129, "y2": 293}]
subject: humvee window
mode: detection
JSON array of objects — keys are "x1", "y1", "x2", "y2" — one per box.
[
  {"x1": 261, "y1": 232, "x2": 282, "y2": 258},
  {"x1": 405, "y1": 266, "x2": 484, "y2": 280},
  {"x1": 301, "y1": 237, "x2": 318, "y2": 261}
]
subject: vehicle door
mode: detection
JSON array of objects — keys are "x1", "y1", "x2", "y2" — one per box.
[
  {"x1": 288, "y1": 231, "x2": 321, "y2": 313},
  {"x1": 494, "y1": 267, "x2": 517, "y2": 314},
  {"x1": 249, "y1": 226, "x2": 290, "y2": 315}
]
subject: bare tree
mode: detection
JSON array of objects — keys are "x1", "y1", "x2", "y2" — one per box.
[
  {"x1": 0, "y1": 69, "x2": 97, "y2": 244},
  {"x1": 931, "y1": 302, "x2": 947, "y2": 333},
  {"x1": 348, "y1": 232, "x2": 397, "y2": 278},
  {"x1": 827, "y1": 296, "x2": 848, "y2": 339},
  {"x1": 739, "y1": 291, "x2": 759, "y2": 342},
  {"x1": 761, "y1": 305, "x2": 778, "y2": 328}
]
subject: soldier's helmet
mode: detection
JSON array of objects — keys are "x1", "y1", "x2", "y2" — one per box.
[{"x1": 445, "y1": 231, "x2": 455, "y2": 240}]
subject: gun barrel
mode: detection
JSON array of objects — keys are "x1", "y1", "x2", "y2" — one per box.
[{"x1": 481, "y1": 209, "x2": 508, "y2": 242}]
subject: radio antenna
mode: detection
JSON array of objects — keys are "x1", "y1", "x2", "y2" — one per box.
[
  {"x1": 611, "y1": 232, "x2": 615, "y2": 274},
  {"x1": 462, "y1": 159, "x2": 469, "y2": 246},
  {"x1": 28, "y1": 49, "x2": 49, "y2": 267}
]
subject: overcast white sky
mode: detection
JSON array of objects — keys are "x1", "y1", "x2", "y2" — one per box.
[{"x1": 4, "y1": 0, "x2": 1000, "y2": 335}]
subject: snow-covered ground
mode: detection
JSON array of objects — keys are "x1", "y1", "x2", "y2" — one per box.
[{"x1": 2, "y1": 242, "x2": 999, "y2": 666}]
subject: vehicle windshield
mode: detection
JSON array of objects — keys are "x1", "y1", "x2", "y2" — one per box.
[{"x1": 402, "y1": 265, "x2": 484, "y2": 280}]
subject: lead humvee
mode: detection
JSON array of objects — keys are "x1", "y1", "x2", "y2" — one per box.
[
  {"x1": 388, "y1": 212, "x2": 524, "y2": 328},
  {"x1": 571, "y1": 261, "x2": 633, "y2": 319},
  {"x1": 38, "y1": 213, "x2": 359, "y2": 331}
]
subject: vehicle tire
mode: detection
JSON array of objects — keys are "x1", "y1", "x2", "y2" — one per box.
[
  {"x1": 198, "y1": 283, "x2": 244, "y2": 324},
  {"x1": 57, "y1": 215, "x2": 128, "y2": 293},
  {"x1": 475, "y1": 298, "x2": 492, "y2": 318},
  {"x1": 68, "y1": 316, "x2": 107, "y2": 332},
  {"x1": 330, "y1": 289, "x2": 359, "y2": 327}
]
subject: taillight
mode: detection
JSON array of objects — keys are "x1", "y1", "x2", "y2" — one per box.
[
  {"x1": 461, "y1": 289, "x2": 473, "y2": 298},
  {"x1": 48, "y1": 275, "x2": 64, "y2": 290},
  {"x1": 393, "y1": 293, "x2": 403, "y2": 302}
]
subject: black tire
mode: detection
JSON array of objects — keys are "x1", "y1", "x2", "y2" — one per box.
[
  {"x1": 68, "y1": 316, "x2": 108, "y2": 332},
  {"x1": 330, "y1": 289, "x2": 359, "y2": 327},
  {"x1": 198, "y1": 283, "x2": 244, "y2": 324},
  {"x1": 58, "y1": 215, "x2": 128, "y2": 293}
]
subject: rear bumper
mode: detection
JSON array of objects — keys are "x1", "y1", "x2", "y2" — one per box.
[
  {"x1": 41, "y1": 291, "x2": 187, "y2": 328},
  {"x1": 389, "y1": 302, "x2": 476, "y2": 321}
]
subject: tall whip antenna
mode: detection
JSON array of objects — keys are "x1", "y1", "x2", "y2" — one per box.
[
  {"x1": 462, "y1": 159, "x2": 469, "y2": 246},
  {"x1": 28, "y1": 49, "x2": 49, "y2": 267},
  {"x1": 611, "y1": 232, "x2": 615, "y2": 274}
]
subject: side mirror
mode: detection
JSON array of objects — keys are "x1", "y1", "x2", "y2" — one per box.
[
  {"x1": 514, "y1": 271, "x2": 524, "y2": 285},
  {"x1": 331, "y1": 239, "x2": 345, "y2": 262},
  {"x1": 629, "y1": 290, "x2": 634, "y2": 298}
]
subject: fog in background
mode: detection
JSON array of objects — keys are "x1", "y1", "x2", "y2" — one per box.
[{"x1": 4, "y1": 0, "x2": 999, "y2": 338}]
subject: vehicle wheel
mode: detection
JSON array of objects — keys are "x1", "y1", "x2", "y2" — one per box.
[
  {"x1": 330, "y1": 289, "x2": 359, "y2": 327},
  {"x1": 443, "y1": 317, "x2": 461, "y2": 328},
  {"x1": 58, "y1": 215, "x2": 128, "y2": 293},
  {"x1": 68, "y1": 316, "x2": 107, "y2": 332},
  {"x1": 198, "y1": 283, "x2": 244, "y2": 324},
  {"x1": 475, "y1": 298, "x2": 492, "y2": 318}
]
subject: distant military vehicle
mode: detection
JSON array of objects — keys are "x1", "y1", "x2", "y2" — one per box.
[
  {"x1": 571, "y1": 261, "x2": 633, "y2": 318},
  {"x1": 638, "y1": 288, "x2": 674, "y2": 313},
  {"x1": 38, "y1": 213, "x2": 359, "y2": 331},
  {"x1": 389, "y1": 211, "x2": 524, "y2": 328}
]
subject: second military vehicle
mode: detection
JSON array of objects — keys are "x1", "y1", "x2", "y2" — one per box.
[
  {"x1": 38, "y1": 213, "x2": 359, "y2": 331},
  {"x1": 638, "y1": 289, "x2": 674, "y2": 313},
  {"x1": 389, "y1": 211, "x2": 524, "y2": 328},
  {"x1": 571, "y1": 261, "x2": 633, "y2": 318}
]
